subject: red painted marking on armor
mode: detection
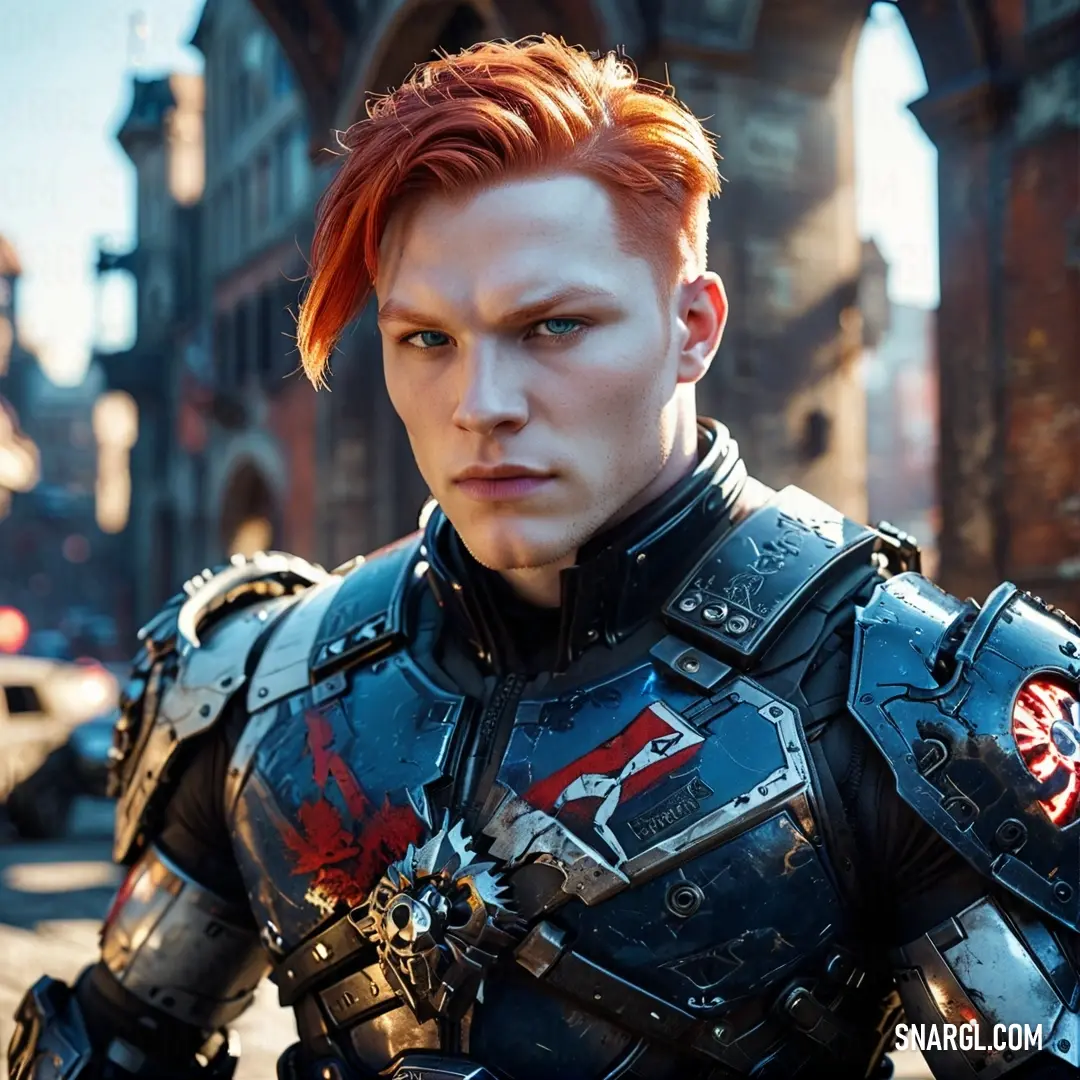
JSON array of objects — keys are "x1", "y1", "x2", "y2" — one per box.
[
  {"x1": 352, "y1": 796, "x2": 425, "y2": 897},
  {"x1": 276, "y1": 708, "x2": 428, "y2": 909},
  {"x1": 282, "y1": 799, "x2": 360, "y2": 874},
  {"x1": 524, "y1": 701, "x2": 703, "y2": 814},
  {"x1": 1013, "y1": 677, "x2": 1080, "y2": 826},
  {"x1": 305, "y1": 709, "x2": 371, "y2": 818},
  {"x1": 306, "y1": 710, "x2": 334, "y2": 787}
]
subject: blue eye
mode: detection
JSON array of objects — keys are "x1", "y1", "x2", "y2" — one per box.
[
  {"x1": 536, "y1": 318, "x2": 582, "y2": 336},
  {"x1": 405, "y1": 330, "x2": 451, "y2": 349}
]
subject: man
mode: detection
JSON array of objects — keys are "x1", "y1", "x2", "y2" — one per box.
[{"x1": 10, "y1": 33, "x2": 1080, "y2": 1080}]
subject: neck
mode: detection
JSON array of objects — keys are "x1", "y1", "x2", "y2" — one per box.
[
  {"x1": 424, "y1": 416, "x2": 750, "y2": 675},
  {"x1": 496, "y1": 427, "x2": 701, "y2": 608}
]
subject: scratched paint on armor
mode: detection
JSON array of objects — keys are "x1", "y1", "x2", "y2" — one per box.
[
  {"x1": 566, "y1": 812, "x2": 835, "y2": 1013},
  {"x1": 232, "y1": 652, "x2": 465, "y2": 942}
]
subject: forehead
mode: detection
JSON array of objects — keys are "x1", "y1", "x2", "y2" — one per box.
[{"x1": 376, "y1": 174, "x2": 638, "y2": 303}]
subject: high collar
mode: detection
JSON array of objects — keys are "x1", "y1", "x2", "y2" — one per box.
[{"x1": 422, "y1": 418, "x2": 748, "y2": 675}]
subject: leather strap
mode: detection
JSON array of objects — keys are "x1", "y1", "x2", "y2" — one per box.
[{"x1": 271, "y1": 911, "x2": 371, "y2": 1007}]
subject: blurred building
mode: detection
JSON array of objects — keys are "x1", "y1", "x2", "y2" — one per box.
[
  {"x1": 188, "y1": 0, "x2": 322, "y2": 572},
  {"x1": 0, "y1": 236, "x2": 125, "y2": 657},
  {"x1": 95, "y1": 73, "x2": 206, "y2": 629},
  {"x1": 865, "y1": 302, "x2": 940, "y2": 580},
  {"x1": 0, "y1": 236, "x2": 41, "y2": 517}
]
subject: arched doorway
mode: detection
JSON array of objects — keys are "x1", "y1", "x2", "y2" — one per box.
[{"x1": 219, "y1": 460, "x2": 280, "y2": 558}]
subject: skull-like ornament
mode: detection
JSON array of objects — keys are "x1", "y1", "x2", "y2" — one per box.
[{"x1": 353, "y1": 817, "x2": 526, "y2": 1022}]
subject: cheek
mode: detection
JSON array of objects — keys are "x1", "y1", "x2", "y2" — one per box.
[{"x1": 553, "y1": 344, "x2": 671, "y2": 445}]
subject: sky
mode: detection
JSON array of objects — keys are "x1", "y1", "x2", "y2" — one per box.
[{"x1": 0, "y1": 0, "x2": 937, "y2": 387}]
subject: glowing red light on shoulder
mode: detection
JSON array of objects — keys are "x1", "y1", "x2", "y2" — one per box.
[{"x1": 1012, "y1": 677, "x2": 1080, "y2": 827}]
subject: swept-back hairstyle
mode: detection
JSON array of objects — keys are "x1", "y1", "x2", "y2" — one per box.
[{"x1": 296, "y1": 33, "x2": 722, "y2": 386}]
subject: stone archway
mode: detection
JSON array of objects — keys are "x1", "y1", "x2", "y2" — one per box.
[{"x1": 218, "y1": 460, "x2": 281, "y2": 558}]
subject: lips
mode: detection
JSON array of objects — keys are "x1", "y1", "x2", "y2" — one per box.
[
  {"x1": 453, "y1": 468, "x2": 554, "y2": 502},
  {"x1": 453, "y1": 464, "x2": 552, "y2": 483}
]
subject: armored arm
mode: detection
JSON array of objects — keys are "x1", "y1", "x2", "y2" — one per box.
[
  {"x1": 848, "y1": 573, "x2": 1080, "y2": 1078},
  {"x1": 7, "y1": 553, "x2": 327, "y2": 1079}
]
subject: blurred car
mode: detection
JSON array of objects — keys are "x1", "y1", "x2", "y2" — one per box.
[
  {"x1": 0, "y1": 654, "x2": 119, "y2": 837},
  {"x1": 6, "y1": 709, "x2": 117, "y2": 839}
]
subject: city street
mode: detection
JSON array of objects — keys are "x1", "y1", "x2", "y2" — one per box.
[{"x1": 0, "y1": 801, "x2": 930, "y2": 1079}]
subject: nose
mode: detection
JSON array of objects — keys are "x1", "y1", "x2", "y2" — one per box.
[{"x1": 451, "y1": 340, "x2": 528, "y2": 435}]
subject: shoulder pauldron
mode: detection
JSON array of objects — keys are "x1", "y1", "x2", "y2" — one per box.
[
  {"x1": 663, "y1": 485, "x2": 884, "y2": 670},
  {"x1": 111, "y1": 552, "x2": 328, "y2": 863},
  {"x1": 848, "y1": 572, "x2": 1080, "y2": 930}
]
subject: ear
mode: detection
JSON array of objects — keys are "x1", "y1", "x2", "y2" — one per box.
[{"x1": 676, "y1": 272, "x2": 728, "y2": 384}]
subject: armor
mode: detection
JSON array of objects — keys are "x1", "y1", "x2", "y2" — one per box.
[
  {"x1": 848, "y1": 571, "x2": 1080, "y2": 1078},
  {"x1": 10, "y1": 420, "x2": 1080, "y2": 1080}
]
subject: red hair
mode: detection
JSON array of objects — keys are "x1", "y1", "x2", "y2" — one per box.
[{"x1": 297, "y1": 33, "x2": 722, "y2": 387}]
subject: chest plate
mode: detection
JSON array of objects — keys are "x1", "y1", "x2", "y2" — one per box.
[
  {"x1": 231, "y1": 651, "x2": 465, "y2": 942},
  {"x1": 230, "y1": 631, "x2": 848, "y2": 1068},
  {"x1": 485, "y1": 662, "x2": 819, "y2": 908}
]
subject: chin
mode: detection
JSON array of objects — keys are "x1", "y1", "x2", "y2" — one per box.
[{"x1": 458, "y1": 518, "x2": 579, "y2": 573}]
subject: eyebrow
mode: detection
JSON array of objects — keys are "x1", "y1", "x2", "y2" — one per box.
[{"x1": 376, "y1": 285, "x2": 621, "y2": 329}]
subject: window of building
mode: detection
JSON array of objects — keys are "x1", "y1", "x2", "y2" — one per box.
[
  {"x1": 244, "y1": 28, "x2": 268, "y2": 117},
  {"x1": 254, "y1": 151, "x2": 270, "y2": 233},
  {"x1": 226, "y1": 32, "x2": 244, "y2": 137},
  {"x1": 218, "y1": 180, "x2": 234, "y2": 268},
  {"x1": 237, "y1": 165, "x2": 250, "y2": 252},
  {"x1": 213, "y1": 312, "x2": 231, "y2": 383},
  {"x1": 287, "y1": 123, "x2": 310, "y2": 211},
  {"x1": 272, "y1": 42, "x2": 294, "y2": 98},
  {"x1": 272, "y1": 127, "x2": 289, "y2": 219},
  {"x1": 256, "y1": 289, "x2": 273, "y2": 377},
  {"x1": 234, "y1": 301, "x2": 249, "y2": 383}
]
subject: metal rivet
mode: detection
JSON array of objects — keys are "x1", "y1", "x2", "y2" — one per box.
[
  {"x1": 678, "y1": 655, "x2": 701, "y2": 674},
  {"x1": 825, "y1": 952, "x2": 850, "y2": 980},
  {"x1": 702, "y1": 602, "x2": 728, "y2": 625},
  {"x1": 586, "y1": 629, "x2": 599, "y2": 642},
  {"x1": 636, "y1": 552, "x2": 646, "y2": 564},
  {"x1": 1054, "y1": 881, "x2": 1073, "y2": 903},
  {"x1": 594, "y1": 992, "x2": 602, "y2": 1000},
  {"x1": 725, "y1": 614, "x2": 751, "y2": 636},
  {"x1": 995, "y1": 818, "x2": 1027, "y2": 850},
  {"x1": 258, "y1": 686, "x2": 269, "y2": 698},
  {"x1": 678, "y1": 593, "x2": 702, "y2": 613},
  {"x1": 1058, "y1": 1039, "x2": 1071, "y2": 1053},
  {"x1": 665, "y1": 881, "x2": 704, "y2": 918},
  {"x1": 859, "y1": 692, "x2": 873, "y2": 704},
  {"x1": 712, "y1": 1023, "x2": 728, "y2": 1043},
  {"x1": 199, "y1": 704, "x2": 211, "y2": 717}
]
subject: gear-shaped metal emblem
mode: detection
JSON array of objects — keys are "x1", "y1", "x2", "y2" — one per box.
[{"x1": 353, "y1": 816, "x2": 525, "y2": 1022}]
